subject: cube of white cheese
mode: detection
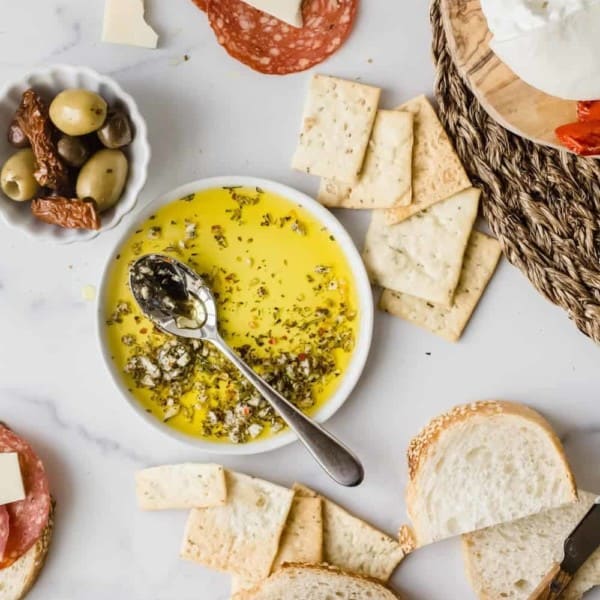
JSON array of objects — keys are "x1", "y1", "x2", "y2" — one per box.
[
  {"x1": 0, "y1": 453, "x2": 26, "y2": 506},
  {"x1": 242, "y1": 0, "x2": 303, "y2": 28},
  {"x1": 102, "y1": 0, "x2": 159, "y2": 49}
]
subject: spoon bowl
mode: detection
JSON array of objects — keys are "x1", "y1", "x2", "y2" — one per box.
[{"x1": 129, "y1": 254, "x2": 216, "y2": 339}]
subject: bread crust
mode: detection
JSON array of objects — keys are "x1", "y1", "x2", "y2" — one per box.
[
  {"x1": 406, "y1": 401, "x2": 577, "y2": 545},
  {"x1": 397, "y1": 525, "x2": 416, "y2": 555},
  {"x1": 237, "y1": 563, "x2": 401, "y2": 599},
  {"x1": 0, "y1": 503, "x2": 54, "y2": 600},
  {"x1": 21, "y1": 511, "x2": 53, "y2": 600}
]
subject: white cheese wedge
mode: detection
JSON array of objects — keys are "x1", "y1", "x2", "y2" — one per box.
[
  {"x1": 490, "y1": 2, "x2": 600, "y2": 100},
  {"x1": 0, "y1": 453, "x2": 26, "y2": 506},
  {"x1": 242, "y1": 0, "x2": 303, "y2": 28},
  {"x1": 102, "y1": 0, "x2": 159, "y2": 49}
]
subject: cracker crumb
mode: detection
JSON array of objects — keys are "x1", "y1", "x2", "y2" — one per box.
[{"x1": 82, "y1": 285, "x2": 96, "y2": 301}]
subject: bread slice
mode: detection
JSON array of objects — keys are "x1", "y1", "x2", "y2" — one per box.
[
  {"x1": 236, "y1": 564, "x2": 401, "y2": 599},
  {"x1": 463, "y1": 491, "x2": 600, "y2": 600},
  {"x1": 406, "y1": 401, "x2": 577, "y2": 546},
  {"x1": 0, "y1": 509, "x2": 53, "y2": 600}
]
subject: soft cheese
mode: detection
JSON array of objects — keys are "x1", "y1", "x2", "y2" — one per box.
[
  {"x1": 0, "y1": 453, "x2": 25, "y2": 506},
  {"x1": 490, "y1": 2, "x2": 600, "y2": 100},
  {"x1": 481, "y1": 0, "x2": 600, "y2": 41},
  {"x1": 242, "y1": 0, "x2": 303, "y2": 28},
  {"x1": 102, "y1": 0, "x2": 159, "y2": 49}
]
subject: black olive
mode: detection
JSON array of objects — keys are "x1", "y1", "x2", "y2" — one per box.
[
  {"x1": 97, "y1": 111, "x2": 133, "y2": 149},
  {"x1": 57, "y1": 135, "x2": 90, "y2": 168}
]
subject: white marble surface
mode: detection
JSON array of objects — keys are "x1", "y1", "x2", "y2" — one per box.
[{"x1": 0, "y1": 1, "x2": 598, "y2": 599}]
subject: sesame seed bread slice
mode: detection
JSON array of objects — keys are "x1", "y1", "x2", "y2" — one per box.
[
  {"x1": 236, "y1": 564, "x2": 401, "y2": 600},
  {"x1": 406, "y1": 401, "x2": 577, "y2": 546},
  {"x1": 463, "y1": 490, "x2": 600, "y2": 600},
  {"x1": 0, "y1": 508, "x2": 53, "y2": 600}
]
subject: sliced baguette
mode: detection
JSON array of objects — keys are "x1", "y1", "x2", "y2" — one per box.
[
  {"x1": 463, "y1": 491, "x2": 600, "y2": 600},
  {"x1": 406, "y1": 401, "x2": 577, "y2": 546},
  {"x1": 236, "y1": 564, "x2": 401, "y2": 599},
  {"x1": 0, "y1": 509, "x2": 53, "y2": 600}
]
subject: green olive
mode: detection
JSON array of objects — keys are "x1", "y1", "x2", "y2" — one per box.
[
  {"x1": 76, "y1": 149, "x2": 128, "y2": 212},
  {"x1": 97, "y1": 111, "x2": 133, "y2": 149},
  {"x1": 57, "y1": 135, "x2": 90, "y2": 168},
  {"x1": 1, "y1": 149, "x2": 40, "y2": 201},
  {"x1": 49, "y1": 89, "x2": 108, "y2": 136}
]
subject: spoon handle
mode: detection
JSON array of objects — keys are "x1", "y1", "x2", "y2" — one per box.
[{"x1": 212, "y1": 337, "x2": 364, "y2": 487}]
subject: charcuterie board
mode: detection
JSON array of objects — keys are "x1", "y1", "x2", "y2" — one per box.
[{"x1": 440, "y1": 0, "x2": 577, "y2": 153}]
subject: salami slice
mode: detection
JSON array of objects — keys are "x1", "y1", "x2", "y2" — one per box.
[
  {"x1": 207, "y1": 0, "x2": 358, "y2": 75},
  {"x1": 0, "y1": 425, "x2": 50, "y2": 569},
  {"x1": 191, "y1": 0, "x2": 207, "y2": 12},
  {"x1": 0, "y1": 506, "x2": 8, "y2": 561}
]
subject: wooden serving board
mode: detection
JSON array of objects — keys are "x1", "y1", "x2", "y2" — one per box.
[{"x1": 441, "y1": 0, "x2": 577, "y2": 153}]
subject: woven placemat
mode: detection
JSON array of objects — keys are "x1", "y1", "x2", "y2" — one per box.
[{"x1": 430, "y1": 0, "x2": 600, "y2": 343}]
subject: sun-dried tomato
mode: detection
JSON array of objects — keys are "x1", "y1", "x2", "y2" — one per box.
[
  {"x1": 15, "y1": 90, "x2": 70, "y2": 191},
  {"x1": 577, "y1": 101, "x2": 600, "y2": 122},
  {"x1": 555, "y1": 120, "x2": 600, "y2": 156},
  {"x1": 31, "y1": 197, "x2": 101, "y2": 230}
]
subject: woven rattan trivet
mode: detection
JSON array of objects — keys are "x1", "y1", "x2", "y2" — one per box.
[{"x1": 430, "y1": 0, "x2": 600, "y2": 343}]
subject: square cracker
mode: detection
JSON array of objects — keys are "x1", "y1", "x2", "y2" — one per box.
[
  {"x1": 135, "y1": 463, "x2": 226, "y2": 510},
  {"x1": 293, "y1": 484, "x2": 409, "y2": 581},
  {"x1": 318, "y1": 179, "x2": 352, "y2": 208},
  {"x1": 363, "y1": 187, "x2": 480, "y2": 307},
  {"x1": 231, "y1": 496, "x2": 323, "y2": 595},
  {"x1": 380, "y1": 231, "x2": 502, "y2": 342},
  {"x1": 180, "y1": 471, "x2": 294, "y2": 581},
  {"x1": 291, "y1": 75, "x2": 381, "y2": 183},
  {"x1": 385, "y1": 95, "x2": 471, "y2": 224},
  {"x1": 318, "y1": 110, "x2": 414, "y2": 209},
  {"x1": 273, "y1": 496, "x2": 323, "y2": 569}
]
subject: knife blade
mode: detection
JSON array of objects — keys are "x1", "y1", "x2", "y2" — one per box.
[
  {"x1": 562, "y1": 497, "x2": 600, "y2": 575},
  {"x1": 528, "y1": 497, "x2": 600, "y2": 600}
]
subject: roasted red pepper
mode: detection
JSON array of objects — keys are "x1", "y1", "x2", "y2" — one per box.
[
  {"x1": 555, "y1": 120, "x2": 600, "y2": 156},
  {"x1": 577, "y1": 100, "x2": 600, "y2": 122}
]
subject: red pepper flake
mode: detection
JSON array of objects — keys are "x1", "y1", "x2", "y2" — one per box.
[
  {"x1": 298, "y1": 353, "x2": 308, "y2": 361},
  {"x1": 140, "y1": 328, "x2": 148, "y2": 334},
  {"x1": 268, "y1": 337, "x2": 277, "y2": 345}
]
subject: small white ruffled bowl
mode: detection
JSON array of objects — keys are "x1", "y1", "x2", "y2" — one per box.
[{"x1": 0, "y1": 64, "x2": 150, "y2": 244}]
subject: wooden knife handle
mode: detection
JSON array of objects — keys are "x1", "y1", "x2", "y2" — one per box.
[{"x1": 528, "y1": 563, "x2": 574, "y2": 600}]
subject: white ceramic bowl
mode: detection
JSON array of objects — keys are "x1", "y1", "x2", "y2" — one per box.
[
  {"x1": 0, "y1": 64, "x2": 150, "y2": 243},
  {"x1": 97, "y1": 177, "x2": 374, "y2": 455}
]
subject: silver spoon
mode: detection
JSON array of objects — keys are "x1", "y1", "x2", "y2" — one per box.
[{"x1": 129, "y1": 254, "x2": 364, "y2": 487}]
